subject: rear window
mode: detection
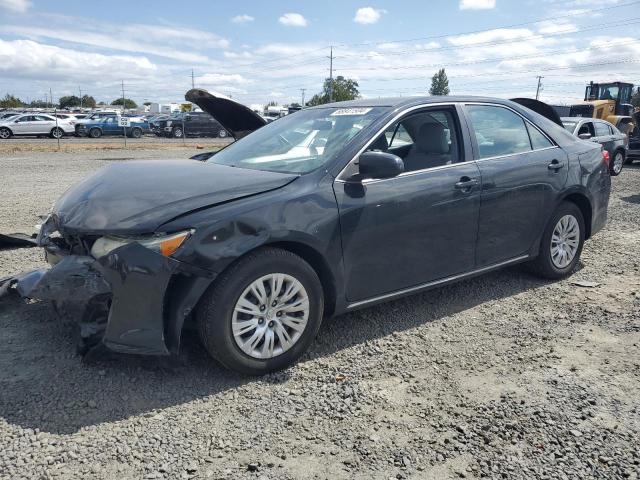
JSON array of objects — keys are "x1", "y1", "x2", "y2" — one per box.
[
  {"x1": 562, "y1": 121, "x2": 577, "y2": 132},
  {"x1": 466, "y1": 105, "x2": 532, "y2": 158}
]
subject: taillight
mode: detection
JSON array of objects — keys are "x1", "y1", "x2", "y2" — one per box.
[{"x1": 602, "y1": 149, "x2": 610, "y2": 167}]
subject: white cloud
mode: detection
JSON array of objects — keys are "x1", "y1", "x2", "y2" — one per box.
[
  {"x1": 278, "y1": 13, "x2": 308, "y2": 27},
  {"x1": 0, "y1": 39, "x2": 155, "y2": 81},
  {"x1": 448, "y1": 28, "x2": 533, "y2": 46},
  {"x1": 223, "y1": 51, "x2": 253, "y2": 59},
  {"x1": 197, "y1": 73, "x2": 249, "y2": 85},
  {"x1": 537, "y1": 21, "x2": 578, "y2": 35},
  {"x1": 231, "y1": 14, "x2": 254, "y2": 24},
  {"x1": 0, "y1": 0, "x2": 31, "y2": 12},
  {"x1": 2, "y1": 19, "x2": 229, "y2": 63},
  {"x1": 459, "y1": 0, "x2": 496, "y2": 10},
  {"x1": 353, "y1": 7, "x2": 385, "y2": 25}
]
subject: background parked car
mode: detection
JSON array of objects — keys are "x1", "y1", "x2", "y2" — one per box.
[
  {"x1": 0, "y1": 113, "x2": 74, "y2": 139},
  {"x1": 562, "y1": 117, "x2": 628, "y2": 176},
  {"x1": 76, "y1": 116, "x2": 150, "y2": 138},
  {"x1": 74, "y1": 112, "x2": 145, "y2": 136},
  {"x1": 155, "y1": 111, "x2": 228, "y2": 138}
]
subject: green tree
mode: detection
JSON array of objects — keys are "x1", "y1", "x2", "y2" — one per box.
[
  {"x1": 266, "y1": 100, "x2": 279, "y2": 107},
  {"x1": 0, "y1": 94, "x2": 24, "y2": 108},
  {"x1": 29, "y1": 99, "x2": 48, "y2": 108},
  {"x1": 111, "y1": 98, "x2": 138, "y2": 109},
  {"x1": 143, "y1": 101, "x2": 152, "y2": 106},
  {"x1": 308, "y1": 76, "x2": 360, "y2": 106},
  {"x1": 82, "y1": 95, "x2": 97, "y2": 108},
  {"x1": 59, "y1": 95, "x2": 81, "y2": 108},
  {"x1": 429, "y1": 68, "x2": 450, "y2": 96}
]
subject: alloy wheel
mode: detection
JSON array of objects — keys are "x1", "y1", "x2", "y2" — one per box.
[
  {"x1": 0, "y1": 129, "x2": 10, "y2": 139},
  {"x1": 231, "y1": 273, "x2": 309, "y2": 359},
  {"x1": 613, "y1": 152, "x2": 624, "y2": 174},
  {"x1": 550, "y1": 214, "x2": 580, "y2": 269}
]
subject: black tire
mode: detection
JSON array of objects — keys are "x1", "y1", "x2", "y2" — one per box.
[
  {"x1": 50, "y1": 127, "x2": 64, "y2": 139},
  {"x1": 609, "y1": 149, "x2": 625, "y2": 176},
  {"x1": 0, "y1": 127, "x2": 13, "y2": 139},
  {"x1": 197, "y1": 247, "x2": 324, "y2": 375},
  {"x1": 172, "y1": 127, "x2": 183, "y2": 138},
  {"x1": 528, "y1": 202, "x2": 585, "y2": 279},
  {"x1": 130, "y1": 127, "x2": 142, "y2": 138},
  {"x1": 89, "y1": 128, "x2": 102, "y2": 138}
]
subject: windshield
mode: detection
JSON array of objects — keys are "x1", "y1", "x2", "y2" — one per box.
[{"x1": 209, "y1": 106, "x2": 387, "y2": 174}]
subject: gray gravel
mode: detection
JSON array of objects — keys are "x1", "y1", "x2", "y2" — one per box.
[{"x1": 1, "y1": 151, "x2": 639, "y2": 480}]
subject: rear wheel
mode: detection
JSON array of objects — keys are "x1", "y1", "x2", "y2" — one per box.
[
  {"x1": 50, "y1": 127, "x2": 64, "y2": 139},
  {"x1": 197, "y1": 247, "x2": 324, "y2": 375},
  {"x1": 610, "y1": 150, "x2": 625, "y2": 176},
  {"x1": 0, "y1": 127, "x2": 13, "y2": 139},
  {"x1": 528, "y1": 202, "x2": 585, "y2": 279},
  {"x1": 129, "y1": 127, "x2": 142, "y2": 138},
  {"x1": 172, "y1": 127, "x2": 183, "y2": 138},
  {"x1": 89, "y1": 128, "x2": 102, "y2": 138},
  {"x1": 218, "y1": 129, "x2": 228, "y2": 138}
]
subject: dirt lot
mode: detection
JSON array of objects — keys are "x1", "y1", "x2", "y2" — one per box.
[{"x1": 0, "y1": 150, "x2": 639, "y2": 480}]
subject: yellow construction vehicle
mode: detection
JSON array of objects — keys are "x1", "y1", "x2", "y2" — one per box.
[{"x1": 566, "y1": 81, "x2": 636, "y2": 136}]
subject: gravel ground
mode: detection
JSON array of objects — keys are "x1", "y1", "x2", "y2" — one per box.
[{"x1": 0, "y1": 151, "x2": 639, "y2": 480}]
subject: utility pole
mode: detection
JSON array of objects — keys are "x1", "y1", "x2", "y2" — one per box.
[
  {"x1": 535, "y1": 76, "x2": 544, "y2": 100},
  {"x1": 300, "y1": 88, "x2": 306, "y2": 107},
  {"x1": 44, "y1": 93, "x2": 48, "y2": 109},
  {"x1": 121, "y1": 80, "x2": 127, "y2": 148},
  {"x1": 191, "y1": 69, "x2": 195, "y2": 89},
  {"x1": 327, "y1": 46, "x2": 334, "y2": 103},
  {"x1": 79, "y1": 86, "x2": 83, "y2": 110}
]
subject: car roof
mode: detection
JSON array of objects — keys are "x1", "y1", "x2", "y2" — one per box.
[{"x1": 312, "y1": 95, "x2": 517, "y2": 109}]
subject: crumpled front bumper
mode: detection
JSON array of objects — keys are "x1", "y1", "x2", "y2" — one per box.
[{"x1": 1, "y1": 242, "x2": 215, "y2": 356}]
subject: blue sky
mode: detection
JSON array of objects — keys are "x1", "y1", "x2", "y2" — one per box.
[{"x1": 1, "y1": 0, "x2": 639, "y2": 106}]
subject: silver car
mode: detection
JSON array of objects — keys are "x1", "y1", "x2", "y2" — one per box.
[
  {"x1": 0, "y1": 114, "x2": 75, "y2": 139},
  {"x1": 562, "y1": 117, "x2": 629, "y2": 176}
]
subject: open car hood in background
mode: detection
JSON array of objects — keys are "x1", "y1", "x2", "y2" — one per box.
[
  {"x1": 185, "y1": 89, "x2": 267, "y2": 139},
  {"x1": 510, "y1": 98, "x2": 564, "y2": 127}
]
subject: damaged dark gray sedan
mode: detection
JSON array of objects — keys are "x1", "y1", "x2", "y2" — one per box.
[{"x1": 1, "y1": 91, "x2": 611, "y2": 375}]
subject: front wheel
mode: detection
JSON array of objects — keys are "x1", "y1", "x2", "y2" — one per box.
[
  {"x1": 88, "y1": 128, "x2": 102, "y2": 138},
  {"x1": 0, "y1": 127, "x2": 13, "y2": 139},
  {"x1": 197, "y1": 248, "x2": 324, "y2": 375},
  {"x1": 610, "y1": 150, "x2": 625, "y2": 176},
  {"x1": 528, "y1": 202, "x2": 585, "y2": 279},
  {"x1": 129, "y1": 127, "x2": 142, "y2": 138},
  {"x1": 218, "y1": 129, "x2": 228, "y2": 138},
  {"x1": 172, "y1": 127, "x2": 183, "y2": 138}
]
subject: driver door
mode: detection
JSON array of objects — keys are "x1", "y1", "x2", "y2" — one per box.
[{"x1": 334, "y1": 106, "x2": 481, "y2": 303}]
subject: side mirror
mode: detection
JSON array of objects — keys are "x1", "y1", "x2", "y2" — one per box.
[
  {"x1": 578, "y1": 132, "x2": 592, "y2": 140},
  {"x1": 358, "y1": 151, "x2": 404, "y2": 180}
]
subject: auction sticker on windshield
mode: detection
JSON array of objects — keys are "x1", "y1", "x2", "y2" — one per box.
[{"x1": 330, "y1": 108, "x2": 373, "y2": 116}]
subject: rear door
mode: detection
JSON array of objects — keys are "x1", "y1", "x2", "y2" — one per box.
[
  {"x1": 463, "y1": 103, "x2": 568, "y2": 267},
  {"x1": 594, "y1": 121, "x2": 615, "y2": 156},
  {"x1": 33, "y1": 115, "x2": 55, "y2": 134}
]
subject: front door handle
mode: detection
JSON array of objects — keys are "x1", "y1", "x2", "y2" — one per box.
[
  {"x1": 454, "y1": 177, "x2": 479, "y2": 191},
  {"x1": 548, "y1": 159, "x2": 565, "y2": 171}
]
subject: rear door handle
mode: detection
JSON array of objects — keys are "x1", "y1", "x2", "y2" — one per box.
[
  {"x1": 454, "y1": 177, "x2": 479, "y2": 190},
  {"x1": 548, "y1": 159, "x2": 565, "y2": 171}
]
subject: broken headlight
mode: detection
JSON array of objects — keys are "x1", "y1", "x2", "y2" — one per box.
[{"x1": 90, "y1": 230, "x2": 192, "y2": 259}]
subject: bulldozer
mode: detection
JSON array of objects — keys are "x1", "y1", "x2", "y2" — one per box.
[{"x1": 562, "y1": 81, "x2": 636, "y2": 136}]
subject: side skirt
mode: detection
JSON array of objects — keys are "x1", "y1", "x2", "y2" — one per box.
[{"x1": 346, "y1": 255, "x2": 530, "y2": 310}]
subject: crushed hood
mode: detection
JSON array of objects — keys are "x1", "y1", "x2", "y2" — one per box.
[
  {"x1": 52, "y1": 160, "x2": 297, "y2": 235},
  {"x1": 185, "y1": 89, "x2": 266, "y2": 139},
  {"x1": 510, "y1": 98, "x2": 564, "y2": 127}
]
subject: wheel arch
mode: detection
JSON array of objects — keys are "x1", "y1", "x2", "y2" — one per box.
[
  {"x1": 560, "y1": 191, "x2": 593, "y2": 239},
  {"x1": 0, "y1": 126, "x2": 13, "y2": 135}
]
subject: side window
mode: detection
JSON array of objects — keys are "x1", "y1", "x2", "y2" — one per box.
[
  {"x1": 385, "y1": 124, "x2": 412, "y2": 148},
  {"x1": 466, "y1": 105, "x2": 532, "y2": 158},
  {"x1": 366, "y1": 109, "x2": 461, "y2": 172},
  {"x1": 526, "y1": 123, "x2": 553, "y2": 150},
  {"x1": 595, "y1": 122, "x2": 610, "y2": 137}
]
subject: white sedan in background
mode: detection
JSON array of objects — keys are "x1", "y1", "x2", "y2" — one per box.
[{"x1": 0, "y1": 113, "x2": 75, "y2": 139}]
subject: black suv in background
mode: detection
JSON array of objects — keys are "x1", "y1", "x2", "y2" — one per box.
[{"x1": 153, "y1": 112, "x2": 228, "y2": 138}]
